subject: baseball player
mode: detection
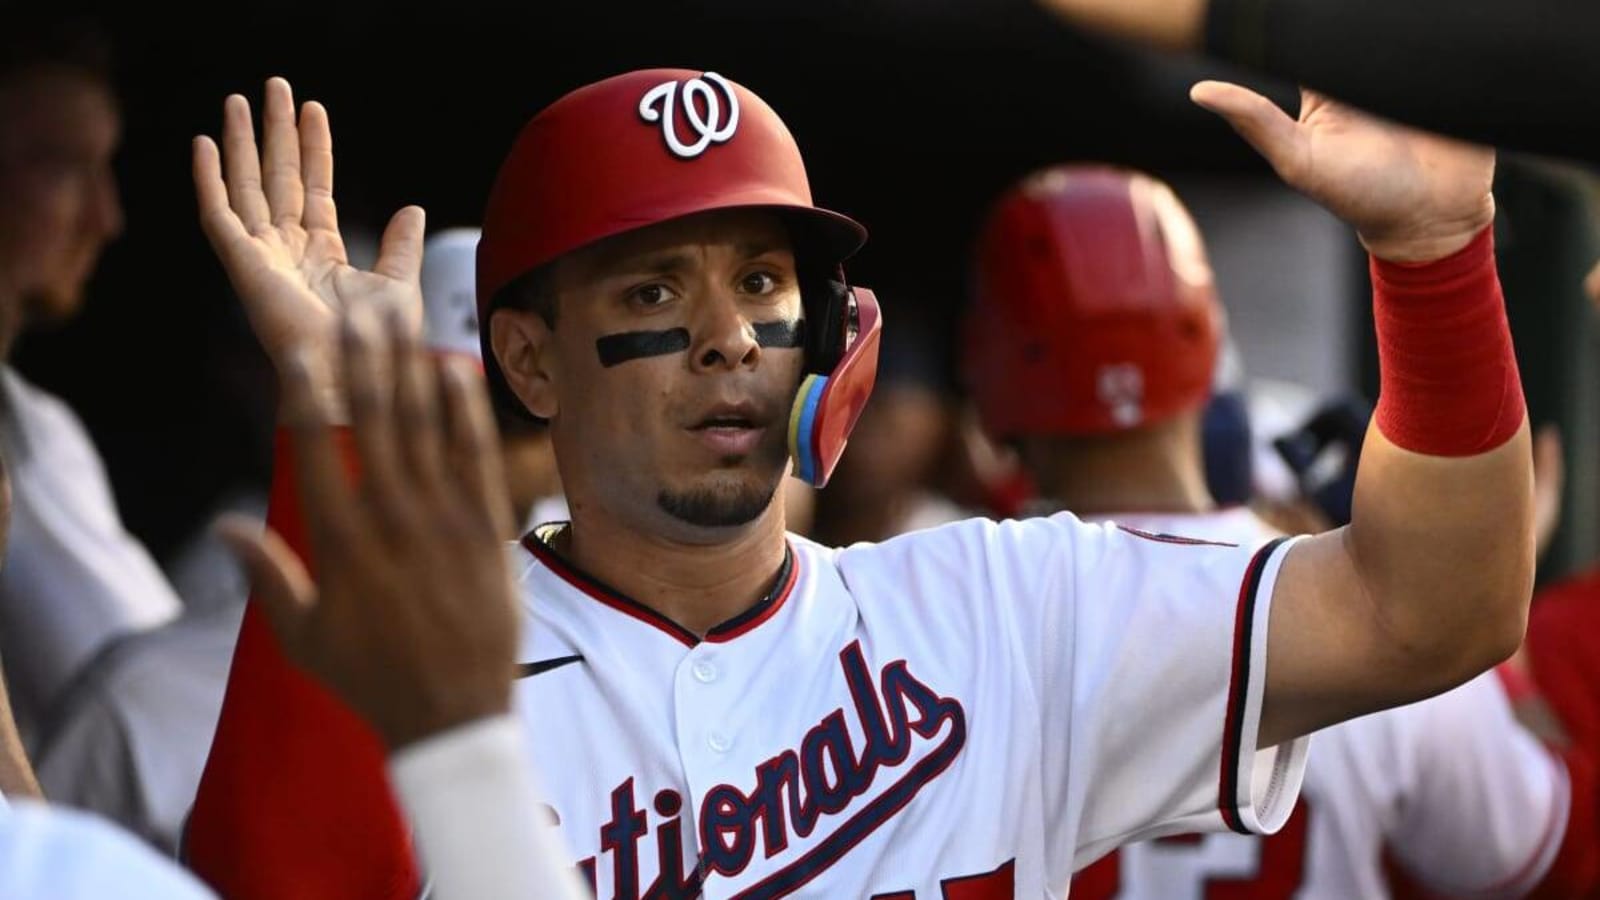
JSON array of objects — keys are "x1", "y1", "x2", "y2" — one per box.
[
  {"x1": 186, "y1": 72, "x2": 1534, "y2": 900},
  {"x1": 965, "y1": 163, "x2": 1594, "y2": 899}
]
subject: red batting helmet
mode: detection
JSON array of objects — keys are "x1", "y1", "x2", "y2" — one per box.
[
  {"x1": 475, "y1": 69, "x2": 879, "y2": 487},
  {"x1": 965, "y1": 164, "x2": 1222, "y2": 439}
]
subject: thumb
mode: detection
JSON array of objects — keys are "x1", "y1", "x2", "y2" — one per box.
[
  {"x1": 373, "y1": 205, "x2": 426, "y2": 284},
  {"x1": 1191, "y1": 81, "x2": 1304, "y2": 179},
  {"x1": 215, "y1": 514, "x2": 318, "y2": 646}
]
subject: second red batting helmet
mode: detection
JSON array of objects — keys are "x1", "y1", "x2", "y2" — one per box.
[{"x1": 965, "y1": 164, "x2": 1222, "y2": 439}]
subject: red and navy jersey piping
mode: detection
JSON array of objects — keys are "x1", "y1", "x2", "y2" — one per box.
[
  {"x1": 521, "y1": 524, "x2": 798, "y2": 648},
  {"x1": 1219, "y1": 536, "x2": 1289, "y2": 834},
  {"x1": 1117, "y1": 524, "x2": 1239, "y2": 548}
]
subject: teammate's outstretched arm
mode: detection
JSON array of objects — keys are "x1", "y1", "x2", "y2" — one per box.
[
  {"x1": 185, "y1": 77, "x2": 428, "y2": 899},
  {"x1": 1191, "y1": 84, "x2": 1533, "y2": 749}
]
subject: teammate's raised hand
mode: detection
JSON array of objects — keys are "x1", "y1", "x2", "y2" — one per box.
[
  {"x1": 1192, "y1": 83, "x2": 1495, "y2": 263},
  {"x1": 193, "y1": 77, "x2": 424, "y2": 383},
  {"x1": 217, "y1": 306, "x2": 518, "y2": 750}
]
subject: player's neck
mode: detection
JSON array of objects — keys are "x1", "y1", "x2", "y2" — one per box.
[
  {"x1": 1024, "y1": 418, "x2": 1214, "y2": 517},
  {"x1": 561, "y1": 502, "x2": 790, "y2": 638}
]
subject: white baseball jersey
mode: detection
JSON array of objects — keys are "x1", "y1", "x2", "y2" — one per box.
[
  {"x1": 32, "y1": 604, "x2": 242, "y2": 854},
  {"x1": 0, "y1": 367, "x2": 182, "y2": 744},
  {"x1": 508, "y1": 513, "x2": 1309, "y2": 899},
  {"x1": 1073, "y1": 509, "x2": 1569, "y2": 900}
]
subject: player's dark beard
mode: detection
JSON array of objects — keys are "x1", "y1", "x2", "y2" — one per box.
[{"x1": 657, "y1": 469, "x2": 781, "y2": 528}]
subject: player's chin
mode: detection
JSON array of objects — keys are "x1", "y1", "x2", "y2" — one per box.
[
  {"x1": 22, "y1": 277, "x2": 88, "y2": 323},
  {"x1": 656, "y1": 467, "x2": 783, "y2": 531}
]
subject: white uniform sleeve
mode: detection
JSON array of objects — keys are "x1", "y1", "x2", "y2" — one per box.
[
  {"x1": 388, "y1": 715, "x2": 592, "y2": 900},
  {"x1": 0, "y1": 799, "x2": 216, "y2": 899},
  {"x1": 1387, "y1": 672, "x2": 1569, "y2": 897},
  {"x1": 988, "y1": 515, "x2": 1309, "y2": 872}
]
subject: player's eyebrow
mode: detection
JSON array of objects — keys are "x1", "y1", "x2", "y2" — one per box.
[
  {"x1": 605, "y1": 251, "x2": 696, "y2": 278},
  {"x1": 735, "y1": 239, "x2": 790, "y2": 260},
  {"x1": 582, "y1": 235, "x2": 793, "y2": 283}
]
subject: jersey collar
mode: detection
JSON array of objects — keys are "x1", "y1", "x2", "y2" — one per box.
[{"x1": 521, "y1": 523, "x2": 799, "y2": 648}]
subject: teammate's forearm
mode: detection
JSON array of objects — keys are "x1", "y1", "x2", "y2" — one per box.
[
  {"x1": 185, "y1": 429, "x2": 420, "y2": 900},
  {"x1": 1345, "y1": 228, "x2": 1531, "y2": 687}
]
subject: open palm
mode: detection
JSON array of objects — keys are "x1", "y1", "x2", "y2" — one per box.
[
  {"x1": 193, "y1": 78, "x2": 423, "y2": 371},
  {"x1": 1193, "y1": 83, "x2": 1494, "y2": 263}
]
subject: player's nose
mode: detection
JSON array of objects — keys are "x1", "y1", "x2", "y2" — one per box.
[{"x1": 688, "y1": 286, "x2": 761, "y2": 373}]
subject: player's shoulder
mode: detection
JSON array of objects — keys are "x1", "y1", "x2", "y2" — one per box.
[
  {"x1": 1097, "y1": 507, "x2": 1278, "y2": 548},
  {"x1": 826, "y1": 511, "x2": 1098, "y2": 565},
  {"x1": 0, "y1": 367, "x2": 84, "y2": 431},
  {"x1": 812, "y1": 512, "x2": 1130, "y2": 611}
]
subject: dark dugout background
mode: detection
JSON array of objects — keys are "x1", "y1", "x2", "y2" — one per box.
[{"x1": 16, "y1": 0, "x2": 1598, "y2": 574}]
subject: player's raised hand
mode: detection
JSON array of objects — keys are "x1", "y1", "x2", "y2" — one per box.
[
  {"x1": 1191, "y1": 83, "x2": 1495, "y2": 263},
  {"x1": 193, "y1": 77, "x2": 424, "y2": 382},
  {"x1": 217, "y1": 306, "x2": 518, "y2": 750}
]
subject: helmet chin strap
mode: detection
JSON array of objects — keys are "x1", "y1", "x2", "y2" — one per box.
[{"x1": 787, "y1": 288, "x2": 882, "y2": 488}]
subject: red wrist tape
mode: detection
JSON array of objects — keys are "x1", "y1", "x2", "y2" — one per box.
[{"x1": 1371, "y1": 227, "x2": 1525, "y2": 456}]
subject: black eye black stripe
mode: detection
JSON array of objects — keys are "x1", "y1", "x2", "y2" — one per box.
[
  {"x1": 595, "y1": 329, "x2": 692, "y2": 367},
  {"x1": 594, "y1": 320, "x2": 805, "y2": 367},
  {"x1": 752, "y1": 319, "x2": 805, "y2": 349}
]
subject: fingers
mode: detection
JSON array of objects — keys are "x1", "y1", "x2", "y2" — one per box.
[
  {"x1": 216, "y1": 516, "x2": 317, "y2": 647},
  {"x1": 1585, "y1": 261, "x2": 1600, "y2": 309},
  {"x1": 192, "y1": 136, "x2": 251, "y2": 262},
  {"x1": 342, "y1": 306, "x2": 415, "y2": 534},
  {"x1": 374, "y1": 206, "x2": 426, "y2": 285},
  {"x1": 390, "y1": 309, "x2": 448, "y2": 492},
  {"x1": 1190, "y1": 80, "x2": 1305, "y2": 179},
  {"x1": 221, "y1": 93, "x2": 272, "y2": 233},
  {"x1": 279, "y1": 346, "x2": 362, "y2": 558},
  {"x1": 442, "y1": 357, "x2": 515, "y2": 539},
  {"x1": 300, "y1": 101, "x2": 339, "y2": 235},
  {"x1": 261, "y1": 77, "x2": 305, "y2": 228}
]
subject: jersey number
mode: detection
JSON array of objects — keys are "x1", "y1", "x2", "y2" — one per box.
[
  {"x1": 1073, "y1": 799, "x2": 1311, "y2": 899},
  {"x1": 871, "y1": 858, "x2": 1015, "y2": 899}
]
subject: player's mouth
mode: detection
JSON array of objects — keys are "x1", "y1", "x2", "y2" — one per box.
[{"x1": 687, "y1": 402, "x2": 771, "y2": 456}]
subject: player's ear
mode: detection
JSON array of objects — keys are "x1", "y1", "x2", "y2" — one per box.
[{"x1": 491, "y1": 307, "x2": 559, "y2": 420}]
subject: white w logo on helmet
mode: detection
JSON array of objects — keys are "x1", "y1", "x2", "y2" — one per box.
[{"x1": 638, "y1": 71, "x2": 741, "y2": 159}]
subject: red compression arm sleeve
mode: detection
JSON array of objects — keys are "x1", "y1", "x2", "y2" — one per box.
[
  {"x1": 1370, "y1": 227, "x2": 1525, "y2": 456},
  {"x1": 184, "y1": 430, "x2": 421, "y2": 900}
]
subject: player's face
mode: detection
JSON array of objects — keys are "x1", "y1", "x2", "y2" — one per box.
[
  {"x1": 527, "y1": 210, "x2": 806, "y2": 540},
  {"x1": 0, "y1": 69, "x2": 124, "y2": 326}
]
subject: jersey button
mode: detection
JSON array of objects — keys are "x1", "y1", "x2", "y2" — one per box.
[
  {"x1": 692, "y1": 660, "x2": 718, "y2": 683},
  {"x1": 708, "y1": 731, "x2": 733, "y2": 753}
]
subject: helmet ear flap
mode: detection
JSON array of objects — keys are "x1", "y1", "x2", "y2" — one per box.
[{"x1": 800, "y1": 268, "x2": 853, "y2": 374}]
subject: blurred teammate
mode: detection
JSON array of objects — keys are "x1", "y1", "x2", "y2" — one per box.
[
  {"x1": 966, "y1": 163, "x2": 1594, "y2": 899},
  {"x1": 0, "y1": 11, "x2": 182, "y2": 745}
]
